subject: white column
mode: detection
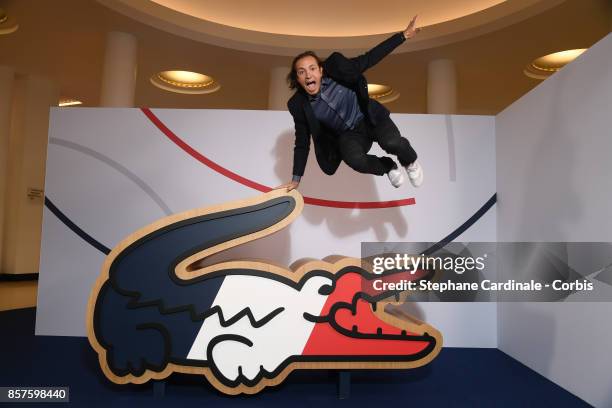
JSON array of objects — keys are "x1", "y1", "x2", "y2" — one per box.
[
  {"x1": 2, "y1": 75, "x2": 59, "y2": 275},
  {"x1": 268, "y1": 66, "x2": 293, "y2": 110},
  {"x1": 100, "y1": 31, "x2": 138, "y2": 107},
  {"x1": 427, "y1": 59, "x2": 457, "y2": 114},
  {"x1": 0, "y1": 66, "x2": 15, "y2": 270}
]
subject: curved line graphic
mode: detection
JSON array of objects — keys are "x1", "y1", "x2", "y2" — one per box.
[
  {"x1": 45, "y1": 194, "x2": 496, "y2": 258},
  {"x1": 44, "y1": 197, "x2": 111, "y2": 255},
  {"x1": 141, "y1": 108, "x2": 416, "y2": 209},
  {"x1": 49, "y1": 137, "x2": 173, "y2": 216},
  {"x1": 422, "y1": 193, "x2": 497, "y2": 256}
]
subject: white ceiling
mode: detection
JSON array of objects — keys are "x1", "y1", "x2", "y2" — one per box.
[
  {"x1": 98, "y1": 0, "x2": 568, "y2": 55},
  {"x1": 150, "y1": 0, "x2": 507, "y2": 36}
]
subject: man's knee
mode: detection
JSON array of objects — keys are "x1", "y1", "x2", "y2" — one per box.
[
  {"x1": 378, "y1": 135, "x2": 404, "y2": 152},
  {"x1": 343, "y1": 154, "x2": 369, "y2": 173}
]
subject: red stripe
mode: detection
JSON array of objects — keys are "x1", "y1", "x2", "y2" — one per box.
[{"x1": 141, "y1": 108, "x2": 416, "y2": 209}]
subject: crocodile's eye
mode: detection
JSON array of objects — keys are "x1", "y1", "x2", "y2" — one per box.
[{"x1": 318, "y1": 284, "x2": 333, "y2": 296}]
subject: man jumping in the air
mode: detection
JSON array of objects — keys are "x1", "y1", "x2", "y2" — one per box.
[{"x1": 278, "y1": 16, "x2": 423, "y2": 192}]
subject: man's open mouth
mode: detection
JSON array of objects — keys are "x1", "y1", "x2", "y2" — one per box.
[{"x1": 305, "y1": 80, "x2": 316, "y2": 90}]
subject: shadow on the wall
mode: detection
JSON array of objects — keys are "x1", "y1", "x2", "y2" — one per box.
[
  {"x1": 197, "y1": 129, "x2": 418, "y2": 316},
  {"x1": 272, "y1": 131, "x2": 409, "y2": 242},
  {"x1": 192, "y1": 129, "x2": 410, "y2": 272}
]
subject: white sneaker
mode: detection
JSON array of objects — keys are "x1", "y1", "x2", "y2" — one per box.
[
  {"x1": 387, "y1": 167, "x2": 404, "y2": 188},
  {"x1": 405, "y1": 161, "x2": 423, "y2": 187}
]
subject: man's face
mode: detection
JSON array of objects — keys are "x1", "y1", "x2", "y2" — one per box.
[{"x1": 295, "y1": 56, "x2": 323, "y2": 95}]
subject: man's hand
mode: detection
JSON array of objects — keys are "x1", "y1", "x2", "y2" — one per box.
[
  {"x1": 275, "y1": 180, "x2": 299, "y2": 192},
  {"x1": 403, "y1": 15, "x2": 421, "y2": 40}
]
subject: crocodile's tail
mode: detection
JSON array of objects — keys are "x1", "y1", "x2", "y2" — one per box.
[
  {"x1": 102, "y1": 189, "x2": 301, "y2": 313},
  {"x1": 88, "y1": 190, "x2": 302, "y2": 380}
]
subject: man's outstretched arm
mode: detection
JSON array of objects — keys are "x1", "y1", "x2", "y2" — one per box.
[
  {"x1": 275, "y1": 102, "x2": 310, "y2": 191},
  {"x1": 352, "y1": 15, "x2": 421, "y2": 73}
]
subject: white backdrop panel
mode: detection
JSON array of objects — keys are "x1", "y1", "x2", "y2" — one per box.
[{"x1": 37, "y1": 108, "x2": 496, "y2": 347}]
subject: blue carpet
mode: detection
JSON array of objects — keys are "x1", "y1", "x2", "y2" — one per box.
[{"x1": 0, "y1": 308, "x2": 590, "y2": 407}]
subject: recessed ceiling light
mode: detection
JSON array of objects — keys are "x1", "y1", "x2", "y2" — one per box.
[
  {"x1": 0, "y1": 7, "x2": 18, "y2": 35},
  {"x1": 368, "y1": 84, "x2": 400, "y2": 104},
  {"x1": 150, "y1": 70, "x2": 221, "y2": 94},
  {"x1": 58, "y1": 98, "x2": 83, "y2": 107},
  {"x1": 524, "y1": 49, "x2": 587, "y2": 80}
]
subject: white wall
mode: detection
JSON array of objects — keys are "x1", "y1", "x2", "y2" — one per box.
[
  {"x1": 496, "y1": 33, "x2": 612, "y2": 407},
  {"x1": 2, "y1": 76, "x2": 59, "y2": 275},
  {"x1": 37, "y1": 108, "x2": 496, "y2": 348}
]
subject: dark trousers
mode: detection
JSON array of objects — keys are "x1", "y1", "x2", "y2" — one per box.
[{"x1": 338, "y1": 116, "x2": 418, "y2": 176}]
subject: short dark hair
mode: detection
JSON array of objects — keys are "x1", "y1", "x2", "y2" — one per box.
[{"x1": 287, "y1": 51, "x2": 323, "y2": 90}]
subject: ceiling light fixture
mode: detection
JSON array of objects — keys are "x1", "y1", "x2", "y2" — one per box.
[
  {"x1": 0, "y1": 7, "x2": 18, "y2": 35},
  {"x1": 524, "y1": 49, "x2": 587, "y2": 80},
  {"x1": 368, "y1": 84, "x2": 400, "y2": 104},
  {"x1": 58, "y1": 98, "x2": 83, "y2": 107},
  {"x1": 150, "y1": 70, "x2": 220, "y2": 94}
]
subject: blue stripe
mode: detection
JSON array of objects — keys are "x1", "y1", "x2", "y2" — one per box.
[
  {"x1": 45, "y1": 194, "x2": 498, "y2": 258},
  {"x1": 423, "y1": 193, "x2": 497, "y2": 256},
  {"x1": 44, "y1": 197, "x2": 111, "y2": 255}
]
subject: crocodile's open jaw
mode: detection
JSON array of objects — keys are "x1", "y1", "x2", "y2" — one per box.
[{"x1": 302, "y1": 268, "x2": 436, "y2": 357}]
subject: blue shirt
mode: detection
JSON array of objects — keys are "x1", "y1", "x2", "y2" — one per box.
[{"x1": 309, "y1": 77, "x2": 364, "y2": 134}]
